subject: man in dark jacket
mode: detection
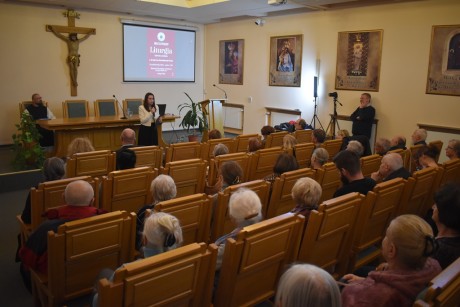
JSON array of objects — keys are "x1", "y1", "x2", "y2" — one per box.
[{"x1": 350, "y1": 93, "x2": 375, "y2": 140}]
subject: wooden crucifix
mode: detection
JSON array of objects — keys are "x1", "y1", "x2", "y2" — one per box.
[{"x1": 47, "y1": 9, "x2": 96, "y2": 96}]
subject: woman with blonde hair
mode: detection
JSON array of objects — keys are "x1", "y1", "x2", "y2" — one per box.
[
  {"x1": 290, "y1": 177, "x2": 322, "y2": 220},
  {"x1": 283, "y1": 134, "x2": 297, "y2": 151},
  {"x1": 341, "y1": 214, "x2": 441, "y2": 307},
  {"x1": 67, "y1": 137, "x2": 94, "y2": 157},
  {"x1": 142, "y1": 212, "x2": 183, "y2": 255},
  {"x1": 275, "y1": 264, "x2": 341, "y2": 307}
]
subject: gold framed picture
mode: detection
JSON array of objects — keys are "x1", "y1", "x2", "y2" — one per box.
[
  {"x1": 269, "y1": 34, "x2": 302, "y2": 87},
  {"x1": 219, "y1": 39, "x2": 244, "y2": 85},
  {"x1": 335, "y1": 30, "x2": 383, "y2": 91},
  {"x1": 426, "y1": 24, "x2": 460, "y2": 96}
]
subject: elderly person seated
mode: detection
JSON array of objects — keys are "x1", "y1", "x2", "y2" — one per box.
[
  {"x1": 215, "y1": 188, "x2": 263, "y2": 270},
  {"x1": 310, "y1": 148, "x2": 329, "y2": 170},
  {"x1": 213, "y1": 143, "x2": 229, "y2": 157},
  {"x1": 445, "y1": 139, "x2": 460, "y2": 160},
  {"x1": 311, "y1": 129, "x2": 326, "y2": 148},
  {"x1": 389, "y1": 135, "x2": 407, "y2": 151},
  {"x1": 290, "y1": 177, "x2": 322, "y2": 221},
  {"x1": 431, "y1": 183, "x2": 460, "y2": 269},
  {"x1": 341, "y1": 214, "x2": 441, "y2": 307},
  {"x1": 416, "y1": 145, "x2": 440, "y2": 169},
  {"x1": 247, "y1": 137, "x2": 263, "y2": 153},
  {"x1": 92, "y1": 212, "x2": 183, "y2": 307},
  {"x1": 264, "y1": 153, "x2": 299, "y2": 184},
  {"x1": 371, "y1": 153, "x2": 411, "y2": 182},
  {"x1": 275, "y1": 264, "x2": 341, "y2": 307},
  {"x1": 411, "y1": 128, "x2": 428, "y2": 146},
  {"x1": 346, "y1": 140, "x2": 364, "y2": 157},
  {"x1": 136, "y1": 175, "x2": 177, "y2": 249},
  {"x1": 374, "y1": 137, "x2": 391, "y2": 156}
]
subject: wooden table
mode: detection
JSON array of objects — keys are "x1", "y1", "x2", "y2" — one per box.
[{"x1": 38, "y1": 115, "x2": 179, "y2": 157}]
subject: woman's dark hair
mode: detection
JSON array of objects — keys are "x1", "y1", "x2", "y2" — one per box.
[
  {"x1": 261, "y1": 125, "x2": 275, "y2": 136},
  {"x1": 208, "y1": 129, "x2": 222, "y2": 140},
  {"x1": 143, "y1": 92, "x2": 155, "y2": 112},
  {"x1": 273, "y1": 153, "x2": 299, "y2": 175},
  {"x1": 220, "y1": 161, "x2": 243, "y2": 186},
  {"x1": 417, "y1": 144, "x2": 440, "y2": 160},
  {"x1": 43, "y1": 157, "x2": 65, "y2": 181},
  {"x1": 434, "y1": 183, "x2": 460, "y2": 232}
]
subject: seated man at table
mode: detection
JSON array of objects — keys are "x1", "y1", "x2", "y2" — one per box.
[
  {"x1": 116, "y1": 128, "x2": 137, "y2": 170},
  {"x1": 333, "y1": 150, "x2": 376, "y2": 197},
  {"x1": 371, "y1": 153, "x2": 411, "y2": 182},
  {"x1": 24, "y1": 93, "x2": 56, "y2": 147}
]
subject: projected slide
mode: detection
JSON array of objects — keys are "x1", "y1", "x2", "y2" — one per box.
[{"x1": 123, "y1": 24, "x2": 196, "y2": 82}]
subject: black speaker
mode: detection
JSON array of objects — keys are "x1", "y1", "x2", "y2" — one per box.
[{"x1": 313, "y1": 76, "x2": 318, "y2": 98}]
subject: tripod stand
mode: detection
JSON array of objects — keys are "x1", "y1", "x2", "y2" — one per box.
[
  {"x1": 310, "y1": 96, "x2": 324, "y2": 130},
  {"x1": 325, "y1": 96, "x2": 342, "y2": 139}
]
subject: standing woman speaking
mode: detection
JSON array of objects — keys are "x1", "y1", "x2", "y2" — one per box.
[{"x1": 138, "y1": 92, "x2": 161, "y2": 146}]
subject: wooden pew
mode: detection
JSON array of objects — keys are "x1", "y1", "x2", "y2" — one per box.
[
  {"x1": 66, "y1": 150, "x2": 116, "y2": 178},
  {"x1": 161, "y1": 158, "x2": 207, "y2": 197},
  {"x1": 164, "y1": 141, "x2": 201, "y2": 163}
]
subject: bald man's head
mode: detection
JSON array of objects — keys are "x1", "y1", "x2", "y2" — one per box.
[
  {"x1": 64, "y1": 180, "x2": 94, "y2": 206},
  {"x1": 121, "y1": 128, "x2": 136, "y2": 145}
]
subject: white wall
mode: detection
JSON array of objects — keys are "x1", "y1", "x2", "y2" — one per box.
[
  {"x1": 204, "y1": 0, "x2": 460, "y2": 145},
  {"x1": 0, "y1": 3, "x2": 205, "y2": 144}
]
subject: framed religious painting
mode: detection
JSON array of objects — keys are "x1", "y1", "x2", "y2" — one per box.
[
  {"x1": 219, "y1": 39, "x2": 244, "y2": 85},
  {"x1": 269, "y1": 34, "x2": 303, "y2": 87},
  {"x1": 335, "y1": 30, "x2": 383, "y2": 91},
  {"x1": 426, "y1": 24, "x2": 460, "y2": 96}
]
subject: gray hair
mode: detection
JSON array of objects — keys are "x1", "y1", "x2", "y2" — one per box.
[
  {"x1": 383, "y1": 153, "x2": 403, "y2": 172},
  {"x1": 449, "y1": 139, "x2": 460, "y2": 158},
  {"x1": 150, "y1": 175, "x2": 177, "y2": 203},
  {"x1": 275, "y1": 263, "x2": 341, "y2": 307},
  {"x1": 143, "y1": 212, "x2": 183, "y2": 252},
  {"x1": 64, "y1": 180, "x2": 94, "y2": 206},
  {"x1": 414, "y1": 128, "x2": 428, "y2": 141},
  {"x1": 312, "y1": 148, "x2": 329, "y2": 166},
  {"x1": 228, "y1": 188, "x2": 262, "y2": 227},
  {"x1": 347, "y1": 140, "x2": 364, "y2": 157},
  {"x1": 375, "y1": 138, "x2": 391, "y2": 154},
  {"x1": 291, "y1": 177, "x2": 322, "y2": 209}
]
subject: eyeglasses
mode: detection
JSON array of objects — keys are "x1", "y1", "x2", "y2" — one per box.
[{"x1": 446, "y1": 146, "x2": 454, "y2": 150}]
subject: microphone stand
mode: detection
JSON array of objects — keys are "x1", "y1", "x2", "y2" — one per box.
[
  {"x1": 213, "y1": 84, "x2": 228, "y2": 99},
  {"x1": 113, "y1": 95, "x2": 127, "y2": 119}
]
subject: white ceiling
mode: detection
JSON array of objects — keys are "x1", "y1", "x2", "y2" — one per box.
[{"x1": 3, "y1": 0, "x2": 427, "y2": 24}]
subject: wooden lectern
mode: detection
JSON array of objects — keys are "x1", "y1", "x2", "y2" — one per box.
[{"x1": 200, "y1": 99, "x2": 226, "y2": 143}]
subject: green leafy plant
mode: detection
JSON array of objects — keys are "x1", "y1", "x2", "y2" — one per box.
[
  {"x1": 178, "y1": 92, "x2": 208, "y2": 135},
  {"x1": 12, "y1": 112, "x2": 45, "y2": 170}
]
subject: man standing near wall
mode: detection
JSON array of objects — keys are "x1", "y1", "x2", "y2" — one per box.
[{"x1": 350, "y1": 93, "x2": 375, "y2": 140}]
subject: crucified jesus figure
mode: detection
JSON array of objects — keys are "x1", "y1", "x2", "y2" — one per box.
[{"x1": 48, "y1": 25, "x2": 95, "y2": 86}]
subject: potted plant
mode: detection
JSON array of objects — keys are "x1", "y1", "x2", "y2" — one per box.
[
  {"x1": 178, "y1": 92, "x2": 208, "y2": 142},
  {"x1": 12, "y1": 112, "x2": 45, "y2": 170}
]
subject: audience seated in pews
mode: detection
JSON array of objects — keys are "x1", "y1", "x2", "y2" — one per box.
[
  {"x1": 19, "y1": 180, "x2": 103, "y2": 291},
  {"x1": 346, "y1": 140, "x2": 364, "y2": 157},
  {"x1": 247, "y1": 137, "x2": 263, "y2": 153},
  {"x1": 208, "y1": 129, "x2": 222, "y2": 140},
  {"x1": 214, "y1": 188, "x2": 263, "y2": 271},
  {"x1": 416, "y1": 145, "x2": 440, "y2": 169},
  {"x1": 374, "y1": 137, "x2": 391, "y2": 156},
  {"x1": 371, "y1": 153, "x2": 411, "y2": 182},
  {"x1": 92, "y1": 212, "x2": 183, "y2": 307},
  {"x1": 311, "y1": 129, "x2": 326, "y2": 148},
  {"x1": 275, "y1": 263, "x2": 341, "y2": 307},
  {"x1": 290, "y1": 177, "x2": 322, "y2": 221},
  {"x1": 263, "y1": 153, "x2": 299, "y2": 184},
  {"x1": 213, "y1": 143, "x2": 229, "y2": 157},
  {"x1": 341, "y1": 214, "x2": 441, "y2": 307},
  {"x1": 431, "y1": 183, "x2": 460, "y2": 269},
  {"x1": 333, "y1": 150, "x2": 376, "y2": 197},
  {"x1": 136, "y1": 175, "x2": 177, "y2": 250},
  {"x1": 412, "y1": 128, "x2": 428, "y2": 146},
  {"x1": 336, "y1": 129, "x2": 350, "y2": 140},
  {"x1": 20, "y1": 157, "x2": 65, "y2": 224},
  {"x1": 445, "y1": 139, "x2": 460, "y2": 160},
  {"x1": 294, "y1": 118, "x2": 311, "y2": 130},
  {"x1": 389, "y1": 135, "x2": 407, "y2": 151},
  {"x1": 115, "y1": 128, "x2": 136, "y2": 170},
  {"x1": 310, "y1": 148, "x2": 329, "y2": 170},
  {"x1": 67, "y1": 137, "x2": 95, "y2": 158}
]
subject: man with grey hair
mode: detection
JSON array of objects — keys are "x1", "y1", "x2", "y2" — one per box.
[
  {"x1": 136, "y1": 175, "x2": 177, "y2": 249},
  {"x1": 411, "y1": 128, "x2": 428, "y2": 146},
  {"x1": 374, "y1": 137, "x2": 391, "y2": 156},
  {"x1": 346, "y1": 140, "x2": 364, "y2": 157},
  {"x1": 19, "y1": 180, "x2": 102, "y2": 289},
  {"x1": 445, "y1": 139, "x2": 460, "y2": 160},
  {"x1": 389, "y1": 135, "x2": 407, "y2": 151},
  {"x1": 371, "y1": 153, "x2": 411, "y2": 182}
]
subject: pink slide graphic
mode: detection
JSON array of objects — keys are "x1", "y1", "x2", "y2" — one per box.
[{"x1": 146, "y1": 29, "x2": 176, "y2": 78}]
